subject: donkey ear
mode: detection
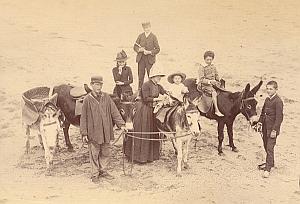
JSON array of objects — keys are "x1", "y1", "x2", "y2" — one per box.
[
  {"x1": 250, "y1": 80, "x2": 263, "y2": 95},
  {"x1": 49, "y1": 93, "x2": 58, "y2": 105},
  {"x1": 84, "y1": 84, "x2": 92, "y2": 93},
  {"x1": 245, "y1": 83, "x2": 251, "y2": 94}
]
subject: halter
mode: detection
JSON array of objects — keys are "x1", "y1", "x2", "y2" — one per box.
[
  {"x1": 40, "y1": 101, "x2": 60, "y2": 127},
  {"x1": 43, "y1": 120, "x2": 58, "y2": 127},
  {"x1": 239, "y1": 91, "x2": 256, "y2": 121}
]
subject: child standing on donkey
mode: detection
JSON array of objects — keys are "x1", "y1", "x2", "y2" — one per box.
[
  {"x1": 196, "y1": 50, "x2": 223, "y2": 117},
  {"x1": 255, "y1": 81, "x2": 284, "y2": 178}
]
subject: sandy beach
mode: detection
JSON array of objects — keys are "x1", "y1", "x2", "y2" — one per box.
[{"x1": 0, "y1": 0, "x2": 300, "y2": 203}]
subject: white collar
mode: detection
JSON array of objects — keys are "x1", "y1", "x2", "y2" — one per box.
[
  {"x1": 268, "y1": 93, "x2": 277, "y2": 99},
  {"x1": 145, "y1": 32, "x2": 151, "y2": 37}
]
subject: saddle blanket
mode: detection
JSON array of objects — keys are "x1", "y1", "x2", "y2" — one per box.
[
  {"x1": 75, "y1": 98, "x2": 84, "y2": 116},
  {"x1": 195, "y1": 94, "x2": 213, "y2": 113}
]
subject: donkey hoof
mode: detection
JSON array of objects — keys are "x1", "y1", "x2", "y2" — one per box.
[
  {"x1": 45, "y1": 169, "x2": 52, "y2": 176},
  {"x1": 232, "y1": 147, "x2": 239, "y2": 152},
  {"x1": 218, "y1": 152, "x2": 225, "y2": 156},
  {"x1": 176, "y1": 173, "x2": 182, "y2": 177},
  {"x1": 67, "y1": 146, "x2": 74, "y2": 152},
  {"x1": 183, "y1": 163, "x2": 190, "y2": 169}
]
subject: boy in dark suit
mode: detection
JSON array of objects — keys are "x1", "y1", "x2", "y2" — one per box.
[
  {"x1": 256, "y1": 81, "x2": 284, "y2": 178},
  {"x1": 133, "y1": 21, "x2": 160, "y2": 90}
]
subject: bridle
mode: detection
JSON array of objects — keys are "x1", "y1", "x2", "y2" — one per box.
[
  {"x1": 239, "y1": 91, "x2": 256, "y2": 122},
  {"x1": 40, "y1": 102, "x2": 60, "y2": 127}
]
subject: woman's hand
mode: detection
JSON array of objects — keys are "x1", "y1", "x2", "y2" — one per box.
[
  {"x1": 116, "y1": 81, "x2": 125, "y2": 85},
  {"x1": 82, "y1": 135, "x2": 89, "y2": 144},
  {"x1": 153, "y1": 97, "x2": 162, "y2": 102},
  {"x1": 210, "y1": 80, "x2": 217, "y2": 85},
  {"x1": 143, "y1": 50, "x2": 152, "y2": 55},
  {"x1": 139, "y1": 47, "x2": 145, "y2": 52}
]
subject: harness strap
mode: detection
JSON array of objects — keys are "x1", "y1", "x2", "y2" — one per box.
[{"x1": 43, "y1": 121, "x2": 57, "y2": 127}]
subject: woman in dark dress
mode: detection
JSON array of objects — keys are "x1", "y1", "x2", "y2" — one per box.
[
  {"x1": 125, "y1": 69, "x2": 166, "y2": 163},
  {"x1": 112, "y1": 50, "x2": 133, "y2": 99}
]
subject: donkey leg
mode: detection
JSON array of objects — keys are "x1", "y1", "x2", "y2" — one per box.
[
  {"x1": 176, "y1": 140, "x2": 183, "y2": 176},
  {"x1": 63, "y1": 121, "x2": 73, "y2": 151},
  {"x1": 38, "y1": 134, "x2": 44, "y2": 150},
  {"x1": 226, "y1": 121, "x2": 238, "y2": 152},
  {"x1": 183, "y1": 139, "x2": 190, "y2": 169},
  {"x1": 171, "y1": 139, "x2": 178, "y2": 155},
  {"x1": 217, "y1": 121, "x2": 225, "y2": 155},
  {"x1": 25, "y1": 126, "x2": 30, "y2": 154}
]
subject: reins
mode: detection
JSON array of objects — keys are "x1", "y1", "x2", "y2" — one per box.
[{"x1": 112, "y1": 130, "x2": 193, "y2": 176}]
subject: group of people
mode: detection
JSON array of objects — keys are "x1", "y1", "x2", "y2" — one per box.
[{"x1": 79, "y1": 21, "x2": 284, "y2": 183}]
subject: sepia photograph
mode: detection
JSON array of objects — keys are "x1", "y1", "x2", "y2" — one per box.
[{"x1": 0, "y1": 0, "x2": 299, "y2": 203}]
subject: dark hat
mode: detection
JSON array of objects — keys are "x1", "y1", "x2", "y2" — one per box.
[
  {"x1": 142, "y1": 21, "x2": 151, "y2": 27},
  {"x1": 115, "y1": 50, "x2": 129, "y2": 61},
  {"x1": 167, "y1": 71, "x2": 186, "y2": 84},
  {"x1": 91, "y1": 75, "x2": 103, "y2": 84}
]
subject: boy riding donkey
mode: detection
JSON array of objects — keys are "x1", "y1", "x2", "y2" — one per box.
[{"x1": 196, "y1": 50, "x2": 224, "y2": 117}]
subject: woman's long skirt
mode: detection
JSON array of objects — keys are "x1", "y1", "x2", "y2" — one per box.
[{"x1": 124, "y1": 101, "x2": 160, "y2": 163}]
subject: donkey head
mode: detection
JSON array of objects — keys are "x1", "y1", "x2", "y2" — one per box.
[
  {"x1": 239, "y1": 80, "x2": 263, "y2": 125},
  {"x1": 39, "y1": 93, "x2": 60, "y2": 168}
]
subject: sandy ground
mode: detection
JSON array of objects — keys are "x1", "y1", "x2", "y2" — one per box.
[{"x1": 0, "y1": 0, "x2": 300, "y2": 203}]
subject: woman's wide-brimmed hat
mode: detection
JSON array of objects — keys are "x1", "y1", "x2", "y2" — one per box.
[
  {"x1": 115, "y1": 50, "x2": 129, "y2": 61},
  {"x1": 149, "y1": 68, "x2": 165, "y2": 78},
  {"x1": 167, "y1": 71, "x2": 186, "y2": 83}
]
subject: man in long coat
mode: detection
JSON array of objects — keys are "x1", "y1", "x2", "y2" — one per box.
[{"x1": 80, "y1": 76, "x2": 126, "y2": 183}]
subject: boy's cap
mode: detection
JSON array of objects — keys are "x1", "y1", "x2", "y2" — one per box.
[
  {"x1": 142, "y1": 21, "x2": 151, "y2": 27},
  {"x1": 91, "y1": 76, "x2": 103, "y2": 84}
]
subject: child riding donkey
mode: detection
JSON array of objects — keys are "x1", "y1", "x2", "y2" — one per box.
[{"x1": 196, "y1": 50, "x2": 224, "y2": 117}]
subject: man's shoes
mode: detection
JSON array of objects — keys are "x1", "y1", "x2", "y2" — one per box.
[
  {"x1": 135, "y1": 96, "x2": 141, "y2": 101},
  {"x1": 215, "y1": 111, "x2": 224, "y2": 117},
  {"x1": 262, "y1": 170, "x2": 270, "y2": 178},
  {"x1": 258, "y1": 163, "x2": 266, "y2": 170},
  {"x1": 99, "y1": 171, "x2": 115, "y2": 180},
  {"x1": 90, "y1": 175, "x2": 100, "y2": 183}
]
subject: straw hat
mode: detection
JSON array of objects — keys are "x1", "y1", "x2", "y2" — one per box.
[
  {"x1": 149, "y1": 68, "x2": 165, "y2": 78},
  {"x1": 167, "y1": 71, "x2": 186, "y2": 83}
]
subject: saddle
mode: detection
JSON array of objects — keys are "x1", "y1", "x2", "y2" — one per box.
[
  {"x1": 195, "y1": 79, "x2": 227, "y2": 114},
  {"x1": 22, "y1": 87, "x2": 58, "y2": 125},
  {"x1": 70, "y1": 86, "x2": 88, "y2": 99},
  {"x1": 69, "y1": 84, "x2": 90, "y2": 116}
]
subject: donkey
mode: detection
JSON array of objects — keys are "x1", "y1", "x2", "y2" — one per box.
[
  {"x1": 155, "y1": 98, "x2": 197, "y2": 176},
  {"x1": 183, "y1": 78, "x2": 263, "y2": 155},
  {"x1": 23, "y1": 93, "x2": 61, "y2": 169}
]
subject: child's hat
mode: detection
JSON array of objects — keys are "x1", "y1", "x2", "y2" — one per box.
[
  {"x1": 115, "y1": 50, "x2": 129, "y2": 61},
  {"x1": 167, "y1": 71, "x2": 186, "y2": 83}
]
